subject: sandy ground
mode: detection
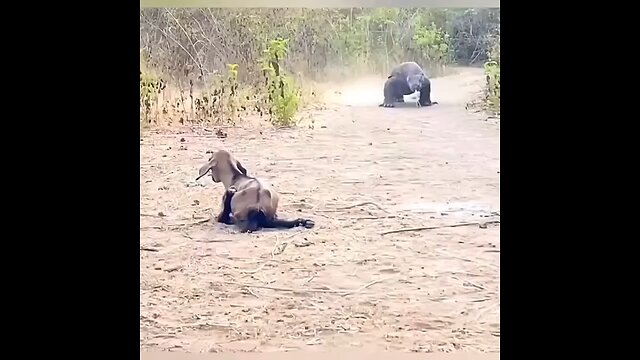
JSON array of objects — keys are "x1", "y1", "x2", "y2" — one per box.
[{"x1": 140, "y1": 67, "x2": 500, "y2": 353}]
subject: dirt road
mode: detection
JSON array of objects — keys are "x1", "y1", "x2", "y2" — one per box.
[{"x1": 140, "y1": 67, "x2": 500, "y2": 353}]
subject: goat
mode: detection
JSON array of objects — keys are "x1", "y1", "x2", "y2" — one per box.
[{"x1": 197, "y1": 150, "x2": 315, "y2": 233}]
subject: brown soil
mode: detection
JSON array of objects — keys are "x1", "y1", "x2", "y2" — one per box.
[{"x1": 140, "y1": 67, "x2": 500, "y2": 353}]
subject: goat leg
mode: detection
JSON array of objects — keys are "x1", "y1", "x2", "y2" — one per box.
[
  {"x1": 216, "y1": 187, "x2": 237, "y2": 225},
  {"x1": 263, "y1": 216, "x2": 315, "y2": 229}
]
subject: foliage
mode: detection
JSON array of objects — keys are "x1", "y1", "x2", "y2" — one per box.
[
  {"x1": 412, "y1": 22, "x2": 451, "y2": 76},
  {"x1": 258, "y1": 39, "x2": 302, "y2": 128},
  {"x1": 446, "y1": 8, "x2": 500, "y2": 65},
  {"x1": 139, "y1": 8, "x2": 501, "y2": 127},
  {"x1": 190, "y1": 63, "x2": 243, "y2": 124},
  {"x1": 483, "y1": 35, "x2": 500, "y2": 114},
  {"x1": 139, "y1": 63, "x2": 165, "y2": 125}
]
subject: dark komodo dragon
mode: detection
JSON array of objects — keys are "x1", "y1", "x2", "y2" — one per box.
[{"x1": 379, "y1": 61, "x2": 438, "y2": 108}]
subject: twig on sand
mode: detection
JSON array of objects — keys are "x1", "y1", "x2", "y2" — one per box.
[
  {"x1": 474, "y1": 302, "x2": 500, "y2": 322},
  {"x1": 338, "y1": 201, "x2": 389, "y2": 213},
  {"x1": 164, "y1": 265, "x2": 183, "y2": 272},
  {"x1": 140, "y1": 226, "x2": 164, "y2": 230},
  {"x1": 242, "y1": 263, "x2": 267, "y2": 275},
  {"x1": 463, "y1": 279, "x2": 486, "y2": 291},
  {"x1": 320, "y1": 201, "x2": 389, "y2": 214},
  {"x1": 140, "y1": 246, "x2": 159, "y2": 252},
  {"x1": 355, "y1": 215, "x2": 398, "y2": 220},
  {"x1": 185, "y1": 218, "x2": 211, "y2": 226},
  {"x1": 241, "y1": 287, "x2": 260, "y2": 298},
  {"x1": 220, "y1": 277, "x2": 391, "y2": 296},
  {"x1": 380, "y1": 220, "x2": 500, "y2": 236},
  {"x1": 271, "y1": 236, "x2": 288, "y2": 257},
  {"x1": 140, "y1": 218, "x2": 211, "y2": 231},
  {"x1": 141, "y1": 213, "x2": 166, "y2": 218},
  {"x1": 339, "y1": 279, "x2": 387, "y2": 296},
  {"x1": 194, "y1": 239, "x2": 233, "y2": 243}
]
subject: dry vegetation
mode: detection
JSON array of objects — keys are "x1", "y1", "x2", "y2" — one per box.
[
  {"x1": 140, "y1": 8, "x2": 500, "y2": 127},
  {"x1": 140, "y1": 7, "x2": 500, "y2": 353}
]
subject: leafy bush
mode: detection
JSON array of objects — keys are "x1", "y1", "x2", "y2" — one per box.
[
  {"x1": 483, "y1": 36, "x2": 500, "y2": 114},
  {"x1": 192, "y1": 63, "x2": 242, "y2": 124},
  {"x1": 139, "y1": 66, "x2": 165, "y2": 125},
  {"x1": 139, "y1": 8, "x2": 501, "y2": 127},
  {"x1": 258, "y1": 38, "x2": 302, "y2": 128},
  {"x1": 413, "y1": 22, "x2": 451, "y2": 76}
]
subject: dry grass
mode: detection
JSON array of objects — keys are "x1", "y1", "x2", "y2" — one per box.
[{"x1": 140, "y1": 67, "x2": 500, "y2": 353}]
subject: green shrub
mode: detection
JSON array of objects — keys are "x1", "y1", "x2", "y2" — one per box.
[
  {"x1": 483, "y1": 37, "x2": 500, "y2": 114},
  {"x1": 258, "y1": 38, "x2": 302, "y2": 128},
  {"x1": 413, "y1": 22, "x2": 451, "y2": 75},
  {"x1": 186, "y1": 63, "x2": 246, "y2": 124},
  {"x1": 139, "y1": 67, "x2": 165, "y2": 124}
]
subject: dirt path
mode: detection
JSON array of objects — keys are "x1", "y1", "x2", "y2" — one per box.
[{"x1": 140, "y1": 67, "x2": 500, "y2": 353}]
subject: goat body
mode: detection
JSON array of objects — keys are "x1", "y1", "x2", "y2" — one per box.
[{"x1": 198, "y1": 150, "x2": 315, "y2": 233}]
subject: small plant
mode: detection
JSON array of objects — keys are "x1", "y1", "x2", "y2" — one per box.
[
  {"x1": 413, "y1": 23, "x2": 451, "y2": 76},
  {"x1": 258, "y1": 38, "x2": 302, "y2": 128},
  {"x1": 193, "y1": 64, "x2": 244, "y2": 124},
  {"x1": 140, "y1": 69, "x2": 166, "y2": 124},
  {"x1": 138, "y1": 8, "x2": 501, "y2": 128},
  {"x1": 224, "y1": 63, "x2": 240, "y2": 124},
  {"x1": 483, "y1": 61, "x2": 500, "y2": 113},
  {"x1": 483, "y1": 37, "x2": 500, "y2": 114}
]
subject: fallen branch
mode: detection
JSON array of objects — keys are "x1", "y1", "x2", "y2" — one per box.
[
  {"x1": 141, "y1": 213, "x2": 166, "y2": 218},
  {"x1": 194, "y1": 239, "x2": 233, "y2": 243},
  {"x1": 474, "y1": 302, "x2": 500, "y2": 322},
  {"x1": 220, "y1": 277, "x2": 391, "y2": 296},
  {"x1": 355, "y1": 215, "x2": 398, "y2": 220},
  {"x1": 463, "y1": 280, "x2": 486, "y2": 291},
  {"x1": 271, "y1": 236, "x2": 288, "y2": 257},
  {"x1": 319, "y1": 201, "x2": 390, "y2": 214},
  {"x1": 164, "y1": 265, "x2": 182, "y2": 272},
  {"x1": 338, "y1": 201, "x2": 388, "y2": 213},
  {"x1": 241, "y1": 263, "x2": 267, "y2": 275},
  {"x1": 140, "y1": 218, "x2": 211, "y2": 231},
  {"x1": 189, "y1": 218, "x2": 212, "y2": 226},
  {"x1": 339, "y1": 279, "x2": 386, "y2": 296},
  {"x1": 380, "y1": 220, "x2": 500, "y2": 236},
  {"x1": 140, "y1": 246, "x2": 159, "y2": 252},
  {"x1": 140, "y1": 226, "x2": 163, "y2": 230}
]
